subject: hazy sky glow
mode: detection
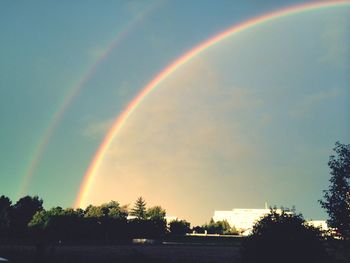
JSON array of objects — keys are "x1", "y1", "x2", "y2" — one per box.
[{"x1": 1, "y1": 1, "x2": 349, "y2": 225}]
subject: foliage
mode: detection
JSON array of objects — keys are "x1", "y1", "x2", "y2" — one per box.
[
  {"x1": 128, "y1": 201, "x2": 167, "y2": 238},
  {"x1": 146, "y1": 206, "x2": 166, "y2": 220},
  {"x1": 130, "y1": 197, "x2": 147, "y2": 220},
  {"x1": 240, "y1": 209, "x2": 329, "y2": 263},
  {"x1": 84, "y1": 205, "x2": 105, "y2": 218},
  {"x1": 0, "y1": 195, "x2": 11, "y2": 237},
  {"x1": 28, "y1": 210, "x2": 49, "y2": 229},
  {"x1": 203, "y1": 218, "x2": 237, "y2": 235},
  {"x1": 84, "y1": 201, "x2": 128, "y2": 220},
  {"x1": 9, "y1": 195, "x2": 43, "y2": 238},
  {"x1": 320, "y1": 142, "x2": 350, "y2": 240},
  {"x1": 192, "y1": 225, "x2": 205, "y2": 234},
  {"x1": 141, "y1": 206, "x2": 167, "y2": 237},
  {"x1": 1, "y1": 195, "x2": 171, "y2": 242},
  {"x1": 169, "y1": 219, "x2": 190, "y2": 236}
]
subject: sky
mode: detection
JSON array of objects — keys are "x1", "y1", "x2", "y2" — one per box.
[{"x1": 0, "y1": 0, "x2": 349, "y2": 225}]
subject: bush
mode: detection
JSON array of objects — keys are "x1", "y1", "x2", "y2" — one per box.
[
  {"x1": 240, "y1": 209, "x2": 330, "y2": 263},
  {"x1": 169, "y1": 219, "x2": 190, "y2": 236},
  {"x1": 203, "y1": 219, "x2": 238, "y2": 235}
]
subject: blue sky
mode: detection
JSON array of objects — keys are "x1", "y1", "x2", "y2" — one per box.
[{"x1": 0, "y1": 0, "x2": 349, "y2": 225}]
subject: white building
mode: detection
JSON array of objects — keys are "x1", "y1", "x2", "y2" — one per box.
[
  {"x1": 213, "y1": 206, "x2": 283, "y2": 236},
  {"x1": 305, "y1": 220, "x2": 328, "y2": 231}
]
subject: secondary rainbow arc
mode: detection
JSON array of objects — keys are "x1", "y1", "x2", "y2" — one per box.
[
  {"x1": 75, "y1": 0, "x2": 350, "y2": 208},
  {"x1": 16, "y1": 1, "x2": 163, "y2": 198}
]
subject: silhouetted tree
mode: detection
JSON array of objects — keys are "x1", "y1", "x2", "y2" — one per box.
[
  {"x1": 104, "y1": 201, "x2": 128, "y2": 220},
  {"x1": 85, "y1": 202, "x2": 127, "y2": 229},
  {"x1": 9, "y1": 195, "x2": 43, "y2": 238},
  {"x1": 83, "y1": 202, "x2": 130, "y2": 242},
  {"x1": 130, "y1": 197, "x2": 147, "y2": 220},
  {"x1": 192, "y1": 225, "x2": 205, "y2": 234},
  {"x1": 1, "y1": 195, "x2": 193, "y2": 243},
  {"x1": 320, "y1": 142, "x2": 350, "y2": 240},
  {"x1": 84, "y1": 205, "x2": 105, "y2": 218},
  {"x1": 147, "y1": 206, "x2": 166, "y2": 220},
  {"x1": 28, "y1": 207, "x2": 100, "y2": 244},
  {"x1": 0, "y1": 195, "x2": 11, "y2": 237},
  {"x1": 169, "y1": 219, "x2": 190, "y2": 236},
  {"x1": 28, "y1": 210, "x2": 49, "y2": 230},
  {"x1": 240, "y1": 209, "x2": 329, "y2": 263},
  {"x1": 145, "y1": 206, "x2": 167, "y2": 237}
]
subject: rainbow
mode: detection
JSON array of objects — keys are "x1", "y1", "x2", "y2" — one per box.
[
  {"x1": 75, "y1": 0, "x2": 350, "y2": 208},
  {"x1": 16, "y1": 1, "x2": 163, "y2": 198}
]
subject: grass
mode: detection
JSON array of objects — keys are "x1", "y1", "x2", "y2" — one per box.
[{"x1": 0, "y1": 237, "x2": 243, "y2": 263}]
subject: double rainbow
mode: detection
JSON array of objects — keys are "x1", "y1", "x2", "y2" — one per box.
[{"x1": 75, "y1": 0, "x2": 350, "y2": 208}]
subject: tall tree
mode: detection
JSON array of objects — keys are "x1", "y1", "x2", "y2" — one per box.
[
  {"x1": 169, "y1": 219, "x2": 190, "y2": 235},
  {"x1": 84, "y1": 205, "x2": 105, "y2": 218},
  {"x1": 319, "y1": 142, "x2": 350, "y2": 240},
  {"x1": 130, "y1": 197, "x2": 147, "y2": 220},
  {"x1": 9, "y1": 195, "x2": 43, "y2": 238},
  {"x1": 146, "y1": 206, "x2": 167, "y2": 237},
  {"x1": 0, "y1": 195, "x2": 12, "y2": 237}
]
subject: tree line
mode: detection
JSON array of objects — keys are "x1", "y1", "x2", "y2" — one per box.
[
  {"x1": 0, "y1": 194, "x2": 242, "y2": 244},
  {"x1": 0, "y1": 196, "x2": 190, "y2": 243}
]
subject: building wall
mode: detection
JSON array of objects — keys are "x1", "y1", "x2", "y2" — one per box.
[
  {"x1": 213, "y1": 208, "x2": 282, "y2": 235},
  {"x1": 305, "y1": 220, "x2": 328, "y2": 231}
]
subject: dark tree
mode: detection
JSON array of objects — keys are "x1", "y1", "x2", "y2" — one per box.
[
  {"x1": 146, "y1": 206, "x2": 167, "y2": 237},
  {"x1": 146, "y1": 206, "x2": 166, "y2": 220},
  {"x1": 319, "y1": 142, "x2": 350, "y2": 240},
  {"x1": 240, "y1": 209, "x2": 329, "y2": 263},
  {"x1": 104, "y1": 201, "x2": 128, "y2": 220},
  {"x1": 0, "y1": 195, "x2": 12, "y2": 237},
  {"x1": 192, "y1": 225, "x2": 205, "y2": 234},
  {"x1": 130, "y1": 197, "x2": 147, "y2": 220},
  {"x1": 9, "y1": 195, "x2": 43, "y2": 238},
  {"x1": 169, "y1": 219, "x2": 190, "y2": 236}
]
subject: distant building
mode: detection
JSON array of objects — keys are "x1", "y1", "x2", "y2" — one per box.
[
  {"x1": 213, "y1": 205, "x2": 283, "y2": 236},
  {"x1": 305, "y1": 220, "x2": 328, "y2": 231}
]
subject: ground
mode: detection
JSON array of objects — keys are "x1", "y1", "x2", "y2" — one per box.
[{"x1": 0, "y1": 243, "x2": 241, "y2": 263}]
